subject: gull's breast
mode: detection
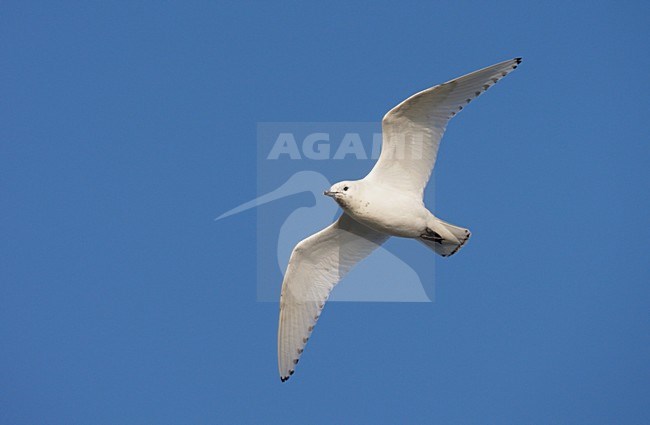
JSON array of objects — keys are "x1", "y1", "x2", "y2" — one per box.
[{"x1": 345, "y1": 191, "x2": 428, "y2": 238}]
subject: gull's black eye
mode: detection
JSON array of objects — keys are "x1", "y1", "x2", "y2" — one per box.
[{"x1": 343, "y1": 186, "x2": 349, "y2": 191}]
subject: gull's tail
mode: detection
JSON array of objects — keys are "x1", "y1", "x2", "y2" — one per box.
[{"x1": 418, "y1": 218, "x2": 471, "y2": 257}]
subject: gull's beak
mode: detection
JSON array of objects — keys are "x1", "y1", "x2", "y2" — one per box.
[{"x1": 323, "y1": 191, "x2": 337, "y2": 197}]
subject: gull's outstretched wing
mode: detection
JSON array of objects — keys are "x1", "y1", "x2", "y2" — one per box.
[
  {"x1": 278, "y1": 213, "x2": 388, "y2": 382},
  {"x1": 365, "y1": 58, "x2": 522, "y2": 196}
]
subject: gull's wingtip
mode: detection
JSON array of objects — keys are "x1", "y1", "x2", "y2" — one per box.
[
  {"x1": 515, "y1": 57, "x2": 523, "y2": 63},
  {"x1": 280, "y1": 369, "x2": 295, "y2": 383}
]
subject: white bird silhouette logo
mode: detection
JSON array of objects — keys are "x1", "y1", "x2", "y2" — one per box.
[{"x1": 217, "y1": 170, "x2": 431, "y2": 302}]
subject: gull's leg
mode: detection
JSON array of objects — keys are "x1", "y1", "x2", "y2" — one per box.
[{"x1": 420, "y1": 227, "x2": 443, "y2": 244}]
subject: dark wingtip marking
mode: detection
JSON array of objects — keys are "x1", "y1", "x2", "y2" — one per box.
[
  {"x1": 501, "y1": 71, "x2": 507, "y2": 77},
  {"x1": 289, "y1": 370, "x2": 295, "y2": 375},
  {"x1": 513, "y1": 65, "x2": 518, "y2": 69},
  {"x1": 466, "y1": 98, "x2": 471, "y2": 103},
  {"x1": 308, "y1": 325, "x2": 314, "y2": 331},
  {"x1": 515, "y1": 57, "x2": 522, "y2": 63},
  {"x1": 303, "y1": 337, "x2": 309, "y2": 343},
  {"x1": 297, "y1": 348, "x2": 303, "y2": 354},
  {"x1": 281, "y1": 376, "x2": 289, "y2": 382},
  {"x1": 293, "y1": 359, "x2": 299, "y2": 365},
  {"x1": 475, "y1": 91, "x2": 480, "y2": 96}
]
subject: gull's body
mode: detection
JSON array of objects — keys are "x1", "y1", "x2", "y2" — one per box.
[
  {"x1": 334, "y1": 182, "x2": 428, "y2": 237},
  {"x1": 278, "y1": 58, "x2": 522, "y2": 382}
]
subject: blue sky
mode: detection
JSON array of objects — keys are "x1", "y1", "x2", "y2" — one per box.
[{"x1": 2, "y1": 1, "x2": 649, "y2": 424}]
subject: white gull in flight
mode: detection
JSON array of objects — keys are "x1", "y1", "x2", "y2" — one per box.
[{"x1": 278, "y1": 58, "x2": 522, "y2": 382}]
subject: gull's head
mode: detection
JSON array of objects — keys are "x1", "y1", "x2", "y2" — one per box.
[{"x1": 324, "y1": 181, "x2": 356, "y2": 206}]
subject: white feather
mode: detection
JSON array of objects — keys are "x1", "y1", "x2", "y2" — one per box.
[
  {"x1": 366, "y1": 58, "x2": 521, "y2": 196},
  {"x1": 277, "y1": 214, "x2": 387, "y2": 381}
]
